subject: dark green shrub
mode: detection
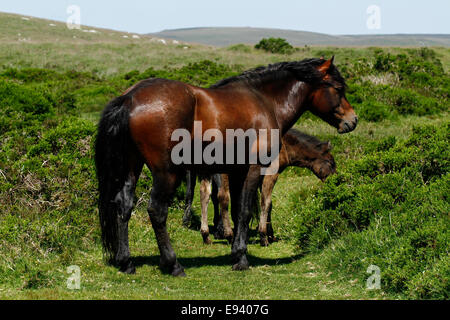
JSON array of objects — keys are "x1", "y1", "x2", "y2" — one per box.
[
  {"x1": 0, "y1": 79, "x2": 53, "y2": 116},
  {"x1": 295, "y1": 123, "x2": 450, "y2": 298},
  {"x1": 255, "y1": 37, "x2": 294, "y2": 54},
  {"x1": 128, "y1": 60, "x2": 238, "y2": 87},
  {"x1": 0, "y1": 68, "x2": 58, "y2": 83},
  {"x1": 356, "y1": 100, "x2": 391, "y2": 122}
]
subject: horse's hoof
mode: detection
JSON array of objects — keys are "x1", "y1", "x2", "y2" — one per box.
[
  {"x1": 260, "y1": 237, "x2": 269, "y2": 247},
  {"x1": 119, "y1": 260, "x2": 136, "y2": 274},
  {"x1": 213, "y1": 231, "x2": 225, "y2": 240},
  {"x1": 202, "y1": 231, "x2": 212, "y2": 245},
  {"x1": 232, "y1": 255, "x2": 249, "y2": 271},
  {"x1": 171, "y1": 264, "x2": 186, "y2": 277},
  {"x1": 232, "y1": 262, "x2": 249, "y2": 271}
]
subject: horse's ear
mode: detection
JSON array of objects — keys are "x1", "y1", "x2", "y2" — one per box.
[
  {"x1": 318, "y1": 56, "x2": 334, "y2": 74},
  {"x1": 318, "y1": 141, "x2": 332, "y2": 153}
]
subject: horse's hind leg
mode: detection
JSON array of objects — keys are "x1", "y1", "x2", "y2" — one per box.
[
  {"x1": 199, "y1": 176, "x2": 212, "y2": 244},
  {"x1": 115, "y1": 161, "x2": 143, "y2": 273},
  {"x1": 148, "y1": 172, "x2": 185, "y2": 276}
]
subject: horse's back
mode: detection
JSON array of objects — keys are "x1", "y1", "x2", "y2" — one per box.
[
  {"x1": 127, "y1": 78, "x2": 197, "y2": 170},
  {"x1": 191, "y1": 85, "x2": 277, "y2": 131}
]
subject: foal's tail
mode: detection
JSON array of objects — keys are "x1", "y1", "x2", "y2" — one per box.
[{"x1": 95, "y1": 95, "x2": 132, "y2": 262}]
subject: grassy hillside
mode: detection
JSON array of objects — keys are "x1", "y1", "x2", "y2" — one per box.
[
  {"x1": 0, "y1": 12, "x2": 145, "y2": 44},
  {"x1": 0, "y1": 12, "x2": 449, "y2": 300},
  {"x1": 151, "y1": 27, "x2": 450, "y2": 47}
]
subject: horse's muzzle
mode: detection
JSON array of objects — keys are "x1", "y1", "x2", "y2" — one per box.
[{"x1": 338, "y1": 116, "x2": 358, "y2": 134}]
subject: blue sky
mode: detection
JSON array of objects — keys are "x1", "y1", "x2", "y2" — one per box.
[{"x1": 1, "y1": 0, "x2": 449, "y2": 35}]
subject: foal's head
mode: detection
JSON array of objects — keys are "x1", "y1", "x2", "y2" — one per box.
[
  {"x1": 285, "y1": 130, "x2": 336, "y2": 181},
  {"x1": 305, "y1": 57, "x2": 358, "y2": 134},
  {"x1": 310, "y1": 141, "x2": 336, "y2": 181}
]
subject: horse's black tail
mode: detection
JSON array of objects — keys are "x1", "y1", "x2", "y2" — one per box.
[{"x1": 95, "y1": 95, "x2": 132, "y2": 262}]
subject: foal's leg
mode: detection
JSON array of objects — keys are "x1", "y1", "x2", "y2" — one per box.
[
  {"x1": 183, "y1": 170, "x2": 196, "y2": 227},
  {"x1": 148, "y1": 172, "x2": 185, "y2": 276},
  {"x1": 230, "y1": 166, "x2": 261, "y2": 270},
  {"x1": 218, "y1": 174, "x2": 233, "y2": 243},
  {"x1": 114, "y1": 161, "x2": 143, "y2": 273},
  {"x1": 199, "y1": 176, "x2": 212, "y2": 244},
  {"x1": 259, "y1": 174, "x2": 279, "y2": 247}
]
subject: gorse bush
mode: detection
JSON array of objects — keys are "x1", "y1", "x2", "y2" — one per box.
[
  {"x1": 0, "y1": 79, "x2": 53, "y2": 116},
  {"x1": 125, "y1": 60, "x2": 239, "y2": 88},
  {"x1": 340, "y1": 48, "x2": 449, "y2": 123},
  {"x1": 294, "y1": 123, "x2": 450, "y2": 298},
  {"x1": 255, "y1": 37, "x2": 294, "y2": 54}
]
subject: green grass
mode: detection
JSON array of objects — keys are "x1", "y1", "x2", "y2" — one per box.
[
  {"x1": 0, "y1": 12, "x2": 449, "y2": 300},
  {"x1": 1, "y1": 114, "x2": 446, "y2": 300},
  {"x1": 0, "y1": 153, "x2": 393, "y2": 300}
]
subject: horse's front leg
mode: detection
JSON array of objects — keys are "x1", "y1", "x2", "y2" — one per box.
[
  {"x1": 230, "y1": 166, "x2": 261, "y2": 271},
  {"x1": 148, "y1": 172, "x2": 185, "y2": 277},
  {"x1": 259, "y1": 173, "x2": 279, "y2": 246}
]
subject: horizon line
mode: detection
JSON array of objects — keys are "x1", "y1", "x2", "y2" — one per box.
[{"x1": 2, "y1": 11, "x2": 449, "y2": 37}]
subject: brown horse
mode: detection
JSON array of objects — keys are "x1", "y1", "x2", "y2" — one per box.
[
  {"x1": 186, "y1": 129, "x2": 336, "y2": 246},
  {"x1": 95, "y1": 57, "x2": 357, "y2": 276}
]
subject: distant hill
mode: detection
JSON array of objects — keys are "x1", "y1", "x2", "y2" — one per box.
[
  {"x1": 0, "y1": 11, "x2": 144, "y2": 44},
  {"x1": 2, "y1": 11, "x2": 448, "y2": 48},
  {"x1": 151, "y1": 27, "x2": 450, "y2": 47}
]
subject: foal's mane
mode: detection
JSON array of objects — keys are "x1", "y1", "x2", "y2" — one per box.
[
  {"x1": 210, "y1": 58, "x2": 346, "y2": 91},
  {"x1": 285, "y1": 128, "x2": 326, "y2": 152}
]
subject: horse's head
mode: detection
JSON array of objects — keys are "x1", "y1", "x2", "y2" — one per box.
[
  {"x1": 307, "y1": 57, "x2": 358, "y2": 134},
  {"x1": 310, "y1": 141, "x2": 336, "y2": 181}
]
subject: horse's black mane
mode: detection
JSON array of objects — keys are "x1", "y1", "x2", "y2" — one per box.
[{"x1": 210, "y1": 58, "x2": 346, "y2": 91}]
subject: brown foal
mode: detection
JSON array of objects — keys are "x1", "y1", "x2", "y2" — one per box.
[{"x1": 189, "y1": 129, "x2": 336, "y2": 245}]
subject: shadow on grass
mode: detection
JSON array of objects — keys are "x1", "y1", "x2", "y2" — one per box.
[{"x1": 132, "y1": 252, "x2": 304, "y2": 271}]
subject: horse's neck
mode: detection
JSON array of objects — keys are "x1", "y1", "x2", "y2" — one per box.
[{"x1": 258, "y1": 78, "x2": 312, "y2": 133}]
